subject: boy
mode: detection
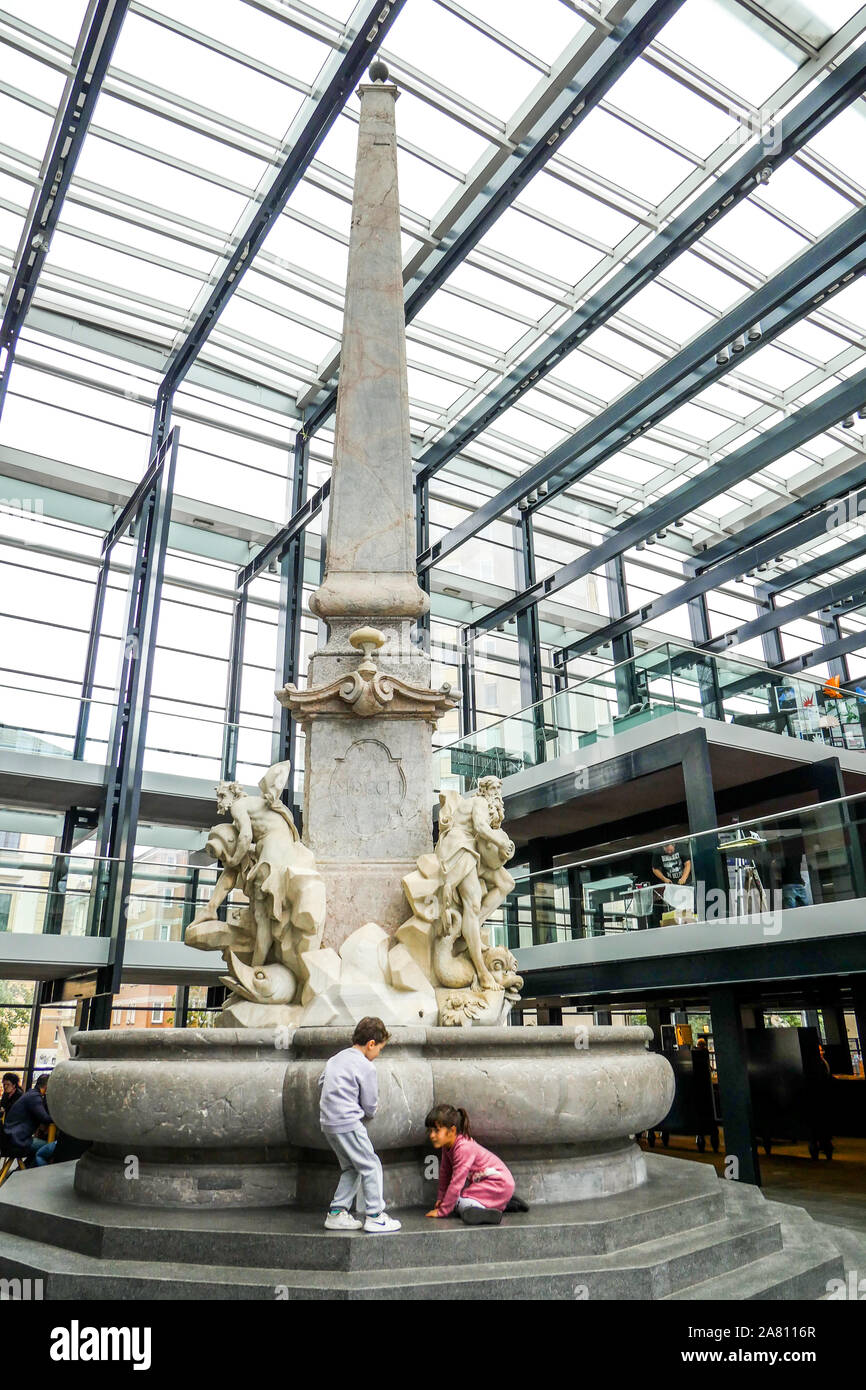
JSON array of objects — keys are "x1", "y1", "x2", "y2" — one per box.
[{"x1": 319, "y1": 1016, "x2": 401, "y2": 1234}]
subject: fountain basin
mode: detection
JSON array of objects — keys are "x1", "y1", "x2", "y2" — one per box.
[{"x1": 48, "y1": 1025, "x2": 673, "y2": 1209}]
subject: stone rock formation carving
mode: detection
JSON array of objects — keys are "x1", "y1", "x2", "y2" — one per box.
[{"x1": 398, "y1": 776, "x2": 523, "y2": 1025}]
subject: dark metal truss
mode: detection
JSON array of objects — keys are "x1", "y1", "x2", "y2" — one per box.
[
  {"x1": 548, "y1": 365, "x2": 866, "y2": 666},
  {"x1": 421, "y1": 201, "x2": 866, "y2": 581},
  {"x1": 761, "y1": 531, "x2": 866, "y2": 595},
  {"x1": 781, "y1": 625, "x2": 866, "y2": 673},
  {"x1": 414, "y1": 38, "x2": 866, "y2": 497},
  {"x1": 0, "y1": 0, "x2": 130, "y2": 418},
  {"x1": 472, "y1": 342, "x2": 866, "y2": 638},
  {"x1": 704, "y1": 570, "x2": 866, "y2": 653}
]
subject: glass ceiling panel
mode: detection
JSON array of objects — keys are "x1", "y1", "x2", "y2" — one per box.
[
  {"x1": 659, "y1": 251, "x2": 746, "y2": 314},
  {"x1": 700, "y1": 198, "x2": 809, "y2": 276},
  {"x1": 385, "y1": 0, "x2": 542, "y2": 121},
  {"x1": 604, "y1": 54, "x2": 740, "y2": 159},
  {"x1": 559, "y1": 107, "x2": 696, "y2": 205},
  {"x1": 474, "y1": 206, "x2": 604, "y2": 284},
  {"x1": 0, "y1": 92, "x2": 54, "y2": 161},
  {"x1": 0, "y1": 0, "x2": 89, "y2": 45},
  {"x1": 91, "y1": 92, "x2": 273, "y2": 190},
  {"x1": 621, "y1": 280, "x2": 714, "y2": 345},
  {"x1": 457, "y1": 0, "x2": 580, "y2": 63},
  {"x1": 73, "y1": 134, "x2": 251, "y2": 233},
  {"x1": 804, "y1": 104, "x2": 866, "y2": 193},
  {"x1": 152, "y1": 0, "x2": 332, "y2": 81},
  {"x1": 755, "y1": 159, "x2": 854, "y2": 239},
  {"x1": 520, "y1": 169, "x2": 638, "y2": 247},
  {"x1": 659, "y1": 0, "x2": 800, "y2": 105},
  {"x1": 110, "y1": 12, "x2": 309, "y2": 140}
]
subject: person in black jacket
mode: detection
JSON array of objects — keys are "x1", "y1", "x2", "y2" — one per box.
[
  {"x1": 1, "y1": 1073, "x2": 51, "y2": 1159},
  {"x1": 1, "y1": 1072, "x2": 24, "y2": 1122}
]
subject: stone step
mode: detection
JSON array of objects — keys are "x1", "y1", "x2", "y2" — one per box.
[
  {"x1": 0, "y1": 1211, "x2": 784, "y2": 1300},
  {"x1": 0, "y1": 1163, "x2": 726, "y2": 1273},
  {"x1": 667, "y1": 1246, "x2": 842, "y2": 1301}
]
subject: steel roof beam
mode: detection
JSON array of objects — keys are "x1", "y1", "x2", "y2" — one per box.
[
  {"x1": 413, "y1": 38, "x2": 866, "y2": 499},
  {"x1": 0, "y1": 0, "x2": 130, "y2": 419},
  {"x1": 547, "y1": 375, "x2": 866, "y2": 664},
  {"x1": 762, "y1": 532, "x2": 866, "y2": 594},
  {"x1": 420, "y1": 195, "x2": 866, "y2": 578},
  {"x1": 780, "y1": 623, "x2": 866, "y2": 672},
  {"x1": 705, "y1": 571, "x2": 866, "y2": 653},
  {"x1": 450, "y1": 265, "x2": 866, "y2": 637},
  {"x1": 298, "y1": 0, "x2": 686, "y2": 432}
]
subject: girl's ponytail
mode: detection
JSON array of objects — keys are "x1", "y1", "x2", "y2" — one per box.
[{"x1": 424, "y1": 1103, "x2": 472, "y2": 1137}]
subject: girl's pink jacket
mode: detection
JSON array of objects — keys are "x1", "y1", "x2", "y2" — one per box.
[{"x1": 436, "y1": 1134, "x2": 515, "y2": 1215}]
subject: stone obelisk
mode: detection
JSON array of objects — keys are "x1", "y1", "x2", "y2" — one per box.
[{"x1": 279, "y1": 63, "x2": 454, "y2": 949}]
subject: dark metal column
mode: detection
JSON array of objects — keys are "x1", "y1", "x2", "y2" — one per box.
[
  {"x1": 687, "y1": 593, "x2": 724, "y2": 719},
  {"x1": 605, "y1": 555, "x2": 638, "y2": 713},
  {"x1": 271, "y1": 432, "x2": 308, "y2": 809},
  {"x1": 221, "y1": 589, "x2": 247, "y2": 781},
  {"x1": 416, "y1": 477, "x2": 431, "y2": 643},
  {"x1": 515, "y1": 513, "x2": 545, "y2": 762},
  {"x1": 87, "y1": 430, "x2": 180, "y2": 1028},
  {"x1": 681, "y1": 728, "x2": 724, "y2": 902},
  {"x1": 709, "y1": 985, "x2": 761, "y2": 1185},
  {"x1": 460, "y1": 626, "x2": 477, "y2": 737},
  {"x1": 527, "y1": 838, "x2": 556, "y2": 945},
  {"x1": 21, "y1": 982, "x2": 44, "y2": 1088}
]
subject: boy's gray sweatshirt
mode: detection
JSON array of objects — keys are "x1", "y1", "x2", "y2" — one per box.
[{"x1": 318, "y1": 1046, "x2": 378, "y2": 1133}]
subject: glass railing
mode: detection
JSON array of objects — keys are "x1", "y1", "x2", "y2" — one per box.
[
  {"x1": 435, "y1": 640, "x2": 866, "y2": 791},
  {"x1": 488, "y1": 790, "x2": 866, "y2": 952},
  {"x1": 0, "y1": 679, "x2": 274, "y2": 782},
  {"x1": 0, "y1": 846, "x2": 231, "y2": 942}
]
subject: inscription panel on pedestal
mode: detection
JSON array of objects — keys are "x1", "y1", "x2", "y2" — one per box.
[{"x1": 329, "y1": 738, "x2": 406, "y2": 840}]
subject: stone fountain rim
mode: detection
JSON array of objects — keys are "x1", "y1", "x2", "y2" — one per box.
[{"x1": 66, "y1": 1024, "x2": 652, "y2": 1056}]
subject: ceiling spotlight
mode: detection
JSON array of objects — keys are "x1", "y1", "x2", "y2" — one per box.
[
  {"x1": 674, "y1": 519, "x2": 685, "y2": 528},
  {"x1": 518, "y1": 497, "x2": 529, "y2": 511},
  {"x1": 716, "y1": 347, "x2": 730, "y2": 366},
  {"x1": 538, "y1": 482, "x2": 549, "y2": 496},
  {"x1": 526, "y1": 490, "x2": 538, "y2": 504},
  {"x1": 656, "y1": 528, "x2": 667, "y2": 538},
  {"x1": 842, "y1": 417, "x2": 855, "y2": 429},
  {"x1": 732, "y1": 335, "x2": 746, "y2": 354},
  {"x1": 646, "y1": 535, "x2": 656, "y2": 545},
  {"x1": 758, "y1": 165, "x2": 772, "y2": 185},
  {"x1": 748, "y1": 322, "x2": 762, "y2": 341}
]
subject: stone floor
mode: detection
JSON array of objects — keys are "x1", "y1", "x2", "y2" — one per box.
[{"x1": 640, "y1": 1133, "x2": 866, "y2": 1235}]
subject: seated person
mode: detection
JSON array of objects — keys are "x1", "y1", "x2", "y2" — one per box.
[
  {"x1": 1, "y1": 1072, "x2": 51, "y2": 1161},
  {"x1": 1, "y1": 1073, "x2": 24, "y2": 1123},
  {"x1": 425, "y1": 1104, "x2": 527, "y2": 1225}
]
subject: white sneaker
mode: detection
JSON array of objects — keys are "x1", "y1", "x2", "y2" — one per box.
[
  {"x1": 324, "y1": 1210, "x2": 363, "y2": 1231},
  {"x1": 363, "y1": 1212, "x2": 402, "y2": 1234}
]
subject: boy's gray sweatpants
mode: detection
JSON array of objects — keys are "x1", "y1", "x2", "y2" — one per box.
[{"x1": 324, "y1": 1125, "x2": 384, "y2": 1215}]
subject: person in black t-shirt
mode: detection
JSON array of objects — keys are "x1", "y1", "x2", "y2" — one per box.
[{"x1": 651, "y1": 842, "x2": 691, "y2": 887}]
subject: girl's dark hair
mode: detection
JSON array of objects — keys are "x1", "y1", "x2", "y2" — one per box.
[{"x1": 424, "y1": 1103, "x2": 471, "y2": 1137}]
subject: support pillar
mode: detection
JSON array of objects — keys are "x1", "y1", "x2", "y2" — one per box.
[
  {"x1": 605, "y1": 556, "x2": 638, "y2": 714},
  {"x1": 681, "y1": 728, "x2": 724, "y2": 905},
  {"x1": 709, "y1": 985, "x2": 760, "y2": 1185},
  {"x1": 87, "y1": 430, "x2": 180, "y2": 1028}
]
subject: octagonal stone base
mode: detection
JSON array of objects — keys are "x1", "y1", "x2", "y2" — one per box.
[{"x1": 48, "y1": 1026, "x2": 673, "y2": 1210}]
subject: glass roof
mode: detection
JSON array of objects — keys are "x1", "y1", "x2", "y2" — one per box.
[{"x1": 1, "y1": 0, "x2": 866, "y2": 678}]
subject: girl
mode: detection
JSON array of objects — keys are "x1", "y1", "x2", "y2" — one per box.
[{"x1": 424, "y1": 1104, "x2": 526, "y2": 1225}]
